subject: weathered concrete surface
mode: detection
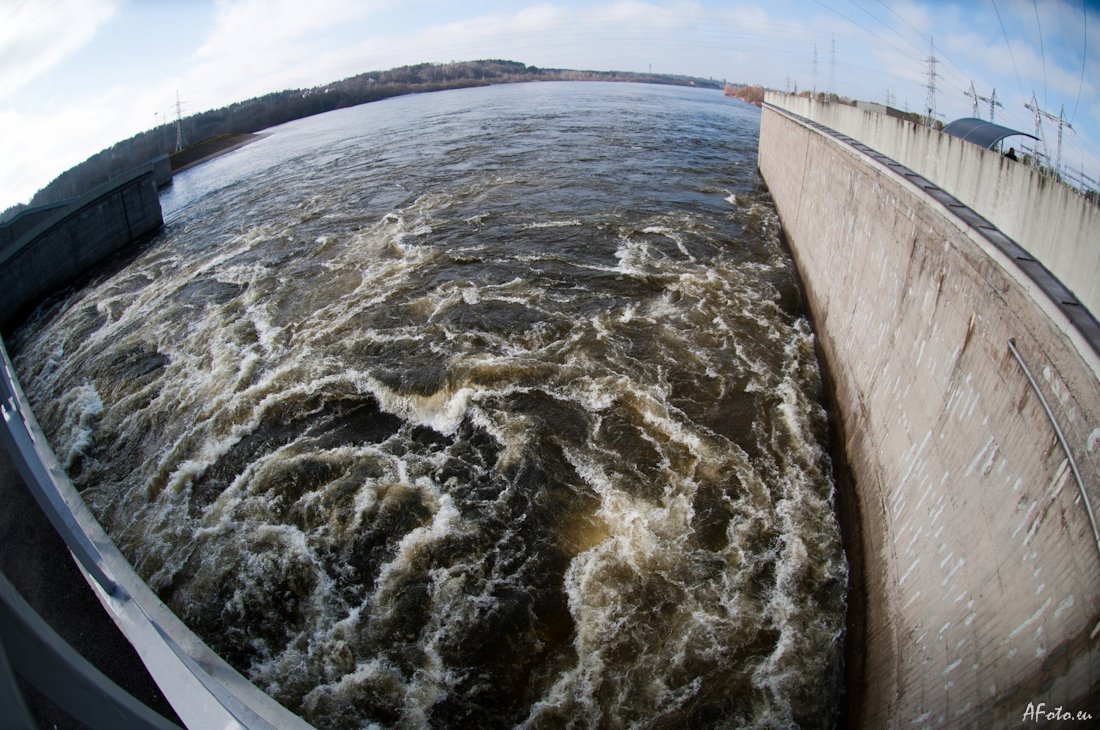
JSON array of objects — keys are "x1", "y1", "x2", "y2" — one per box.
[
  {"x1": 759, "y1": 104, "x2": 1100, "y2": 727},
  {"x1": 0, "y1": 166, "x2": 163, "y2": 332},
  {"x1": 767, "y1": 92, "x2": 1100, "y2": 318},
  {"x1": 0, "y1": 200, "x2": 71, "y2": 251}
]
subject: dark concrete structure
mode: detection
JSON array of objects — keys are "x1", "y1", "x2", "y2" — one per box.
[
  {"x1": 0, "y1": 200, "x2": 72, "y2": 251},
  {"x1": 0, "y1": 165, "x2": 163, "y2": 332}
]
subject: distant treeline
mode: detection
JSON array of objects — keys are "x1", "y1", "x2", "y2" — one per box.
[
  {"x1": 2, "y1": 60, "x2": 721, "y2": 221},
  {"x1": 723, "y1": 83, "x2": 864, "y2": 111}
]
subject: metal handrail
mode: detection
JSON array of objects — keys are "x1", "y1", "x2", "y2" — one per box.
[
  {"x1": 0, "y1": 571, "x2": 182, "y2": 729},
  {"x1": 0, "y1": 349, "x2": 121, "y2": 597},
  {"x1": 0, "y1": 336, "x2": 312, "y2": 729},
  {"x1": 1008, "y1": 338, "x2": 1100, "y2": 561}
]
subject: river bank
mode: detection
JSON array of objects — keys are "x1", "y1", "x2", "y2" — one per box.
[{"x1": 169, "y1": 133, "x2": 265, "y2": 173}]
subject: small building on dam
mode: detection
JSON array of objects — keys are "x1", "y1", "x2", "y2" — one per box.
[{"x1": 0, "y1": 93, "x2": 1096, "y2": 727}]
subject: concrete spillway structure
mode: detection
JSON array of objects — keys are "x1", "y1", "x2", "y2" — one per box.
[
  {"x1": 759, "y1": 95, "x2": 1100, "y2": 726},
  {"x1": 3, "y1": 99, "x2": 1096, "y2": 727},
  {"x1": 0, "y1": 165, "x2": 164, "y2": 331}
]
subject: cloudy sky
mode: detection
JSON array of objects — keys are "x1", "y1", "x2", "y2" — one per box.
[{"x1": 1, "y1": 0, "x2": 1096, "y2": 209}]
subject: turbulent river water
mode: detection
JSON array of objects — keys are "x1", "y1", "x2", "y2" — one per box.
[{"x1": 12, "y1": 82, "x2": 846, "y2": 728}]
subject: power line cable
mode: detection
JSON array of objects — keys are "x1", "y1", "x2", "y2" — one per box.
[
  {"x1": 856, "y1": 0, "x2": 1009, "y2": 113},
  {"x1": 991, "y1": 0, "x2": 1026, "y2": 99},
  {"x1": 1032, "y1": 0, "x2": 1048, "y2": 107},
  {"x1": 1072, "y1": 0, "x2": 1087, "y2": 122},
  {"x1": 810, "y1": 1, "x2": 1094, "y2": 184}
]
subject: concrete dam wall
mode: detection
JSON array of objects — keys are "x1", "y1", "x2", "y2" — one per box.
[
  {"x1": 0, "y1": 165, "x2": 164, "y2": 332},
  {"x1": 759, "y1": 101, "x2": 1100, "y2": 726},
  {"x1": 770, "y1": 93, "x2": 1100, "y2": 317}
]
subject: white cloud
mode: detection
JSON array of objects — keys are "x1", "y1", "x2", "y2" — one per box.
[
  {"x1": 197, "y1": 0, "x2": 388, "y2": 60},
  {"x1": 178, "y1": 0, "x2": 391, "y2": 110},
  {"x1": 0, "y1": 0, "x2": 118, "y2": 100},
  {"x1": 887, "y1": 0, "x2": 931, "y2": 37},
  {"x1": 299, "y1": 0, "x2": 778, "y2": 83},
  {"x1": 0, "y1": 98, "x2": 123, "y2": 206}
]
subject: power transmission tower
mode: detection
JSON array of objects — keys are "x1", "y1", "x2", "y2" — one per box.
[
  {"x1": 964, "y1": 82, "x2": 1003, "y2": 121},
  {"x1": 829, "y1": 33, "x2": 836, "y2": 98},
  {"x1": 1025, "y1": 93, "x2": 1072, "y2": 174},
  {"x1": 174, "y1": 91, "x2": 186, "y2": 153},
  {"x1": 812, "y1": 43, "x2": 818, "y2": 97},
  {"x1": 965, "y1": 81, "x2": 980, "y2": 117},
  {"x1": 924, "y1": 37, "x2": 939, "y2": 127},
  {"x1": 987, "y1": 89, "x2": 1002, "y2": 122}
]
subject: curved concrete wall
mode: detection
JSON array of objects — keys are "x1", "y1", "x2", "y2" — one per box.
[
  {"x1": 759, "y1": 104, "x2": 1100, "y2": 726},
  {"x1": 0, "y1": 167, "x2": 163, "y2": 333},
  {"x1": 767, "y1": 92, "x2": 1100, "y2": 318}
]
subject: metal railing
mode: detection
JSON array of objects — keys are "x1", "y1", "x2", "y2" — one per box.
[
  {"x1": 0, "y1": 571, "x2": 182, "y2": 729},
  {"x1": 1008, "y1": 338, "x2": 1100, "y2": 562},
  {"x1": 0, "y1": 337, "x2": 312, "y2": 729}
]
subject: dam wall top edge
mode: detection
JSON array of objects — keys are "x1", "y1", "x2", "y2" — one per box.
[
  {"x1": 764, "y1": 91, "x2": 1100, "y2": 319},
  {"x1": 761, "y1": 99, "x2": 1100, "y2": 366}
]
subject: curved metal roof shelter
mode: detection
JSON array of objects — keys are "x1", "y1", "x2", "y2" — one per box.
[{"x1": 942, "y1": 117, "x2": 1038, "y2": 150}]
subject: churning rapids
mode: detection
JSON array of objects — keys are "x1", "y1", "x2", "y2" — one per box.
[{"x1": 12, "y1": 82, "x2": 846, "y2": 728}]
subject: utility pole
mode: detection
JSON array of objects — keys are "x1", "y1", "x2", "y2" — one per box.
[
  {"x1": 174, "y1": 91, "x2": 186, "y2": 153},
  {"x1": 924, "y1": 37, "x2": 939, "y2": 127},
  {"x1": 1025, "y1": 93, "x2": 1072, "y2": 174},
  {"x1": 1025, "y1": 91, "x2": 1042, "y2": 168},
  {"x1": 987, "y1": 89, "x2": 1002, "y2": 123},
  {"x1": 965, "y1": 81, "x2": 980, "y2": 117}
]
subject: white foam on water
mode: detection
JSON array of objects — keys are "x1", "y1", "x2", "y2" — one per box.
[
  {"x1": 354, "y1": 373, "x2": 474, "y2": 437},
  {"x1": 9, "y1": 107, "x2": 846, "y2": 729},
  {"x1": 521, "y1": 219, "x2": 583, "y2": 229},
  {"x1": 53, "y1": 383, "x2": 104, "y2": 470},
  {"x1": 641, "y1": 225, "x2": 695, "y2": 260},
  {"x1": 369, "y1": 485, "x2": 462, "y2": 613}
]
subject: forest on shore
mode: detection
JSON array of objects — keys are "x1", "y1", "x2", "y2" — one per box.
[{"x1": 2, "y1": 60, "x2": 724, "y2": 221}]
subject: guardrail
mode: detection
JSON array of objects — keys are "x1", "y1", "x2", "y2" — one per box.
[
  {"x1": 1008, "y1": 338, "x2": 1100, "y2": 561},
  {"x1": 0, "y1": 337, "x2": 312, "y2": 729},
  {"x1": 0, "y1": 570, "x2": 182, "y2": 729}
]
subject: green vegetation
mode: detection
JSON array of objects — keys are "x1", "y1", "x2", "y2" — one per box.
[{"x1": 2, "y1": 60, "x2": 721, "y2": 221}]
